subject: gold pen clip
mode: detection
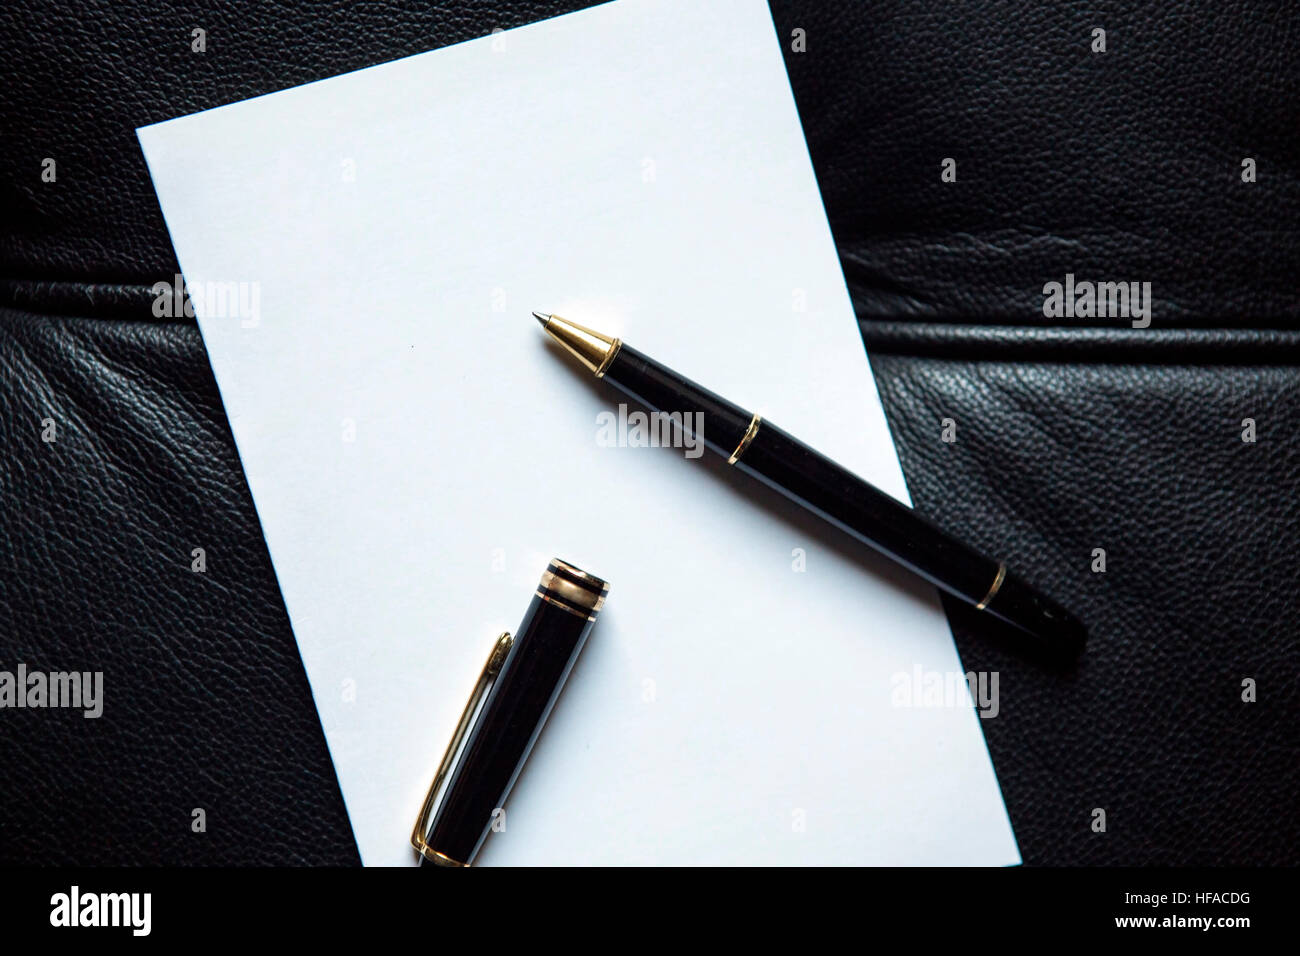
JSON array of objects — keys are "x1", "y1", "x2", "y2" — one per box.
[{"x1": 410, "y1": 630, "x2": 514, "y2": 864}]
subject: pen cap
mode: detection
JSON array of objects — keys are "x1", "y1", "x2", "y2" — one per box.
[{"x1": 418, "y1": 559, "x2": 608, "y2": 866}]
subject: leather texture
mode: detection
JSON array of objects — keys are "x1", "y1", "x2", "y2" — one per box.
[{"x1": 2, "y1": 0, "x2": 1297, "y2": 865}]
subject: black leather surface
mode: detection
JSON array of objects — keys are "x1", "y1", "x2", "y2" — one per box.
[{"x1": 2, "y1": 1, "x2": 1297, "y2": 865}]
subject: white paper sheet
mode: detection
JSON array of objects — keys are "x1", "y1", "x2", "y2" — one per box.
[{"x1": 138, "y1": 0, "x2": 1019, "y2": 866}]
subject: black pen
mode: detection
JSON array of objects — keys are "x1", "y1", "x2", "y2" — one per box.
[
  {"x1": 411, "y1": 559, "x2": 610, "y2": 867},
  {"x1": 534, "y1": 312, "x2": 1085, "y2": 649}
]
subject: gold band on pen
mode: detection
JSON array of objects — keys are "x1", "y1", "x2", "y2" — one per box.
[
  {"x1": 594, "y1": 339, "x2": 622, "y2": 379},
  {"x1": 535, "y1": 589, "x2": 600, "y2": 620},
  {"x1": 974, "y1": 562, "x2": 1006, "y2": 611},
  {"x1": 538, "y1": 565, "x2": 608, "y2": 613},
  {"x1": 727, "y1": 413, "x2": 762, "y2": 465},
  {"x1": 536, "y1": 559, "x2": 609, "y2": 620}
]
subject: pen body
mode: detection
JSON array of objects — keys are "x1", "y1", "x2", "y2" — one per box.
[
  {"x1": 420, "y1": 563, "x2": 606, "y2": 866},
  {"x1": 601, "y1": 345, "x2": 1083, "y2": 648},
  {"x1": 601, "y1": 343, "x2": 754, "y2": 458},
  {"x1": 734, "y1": 419, "x2": 1002, "y2": 600}
]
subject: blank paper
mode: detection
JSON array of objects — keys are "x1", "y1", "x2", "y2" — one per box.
[{"x1": 138, "y1": 0, "x2": 1019, "y2": 866}]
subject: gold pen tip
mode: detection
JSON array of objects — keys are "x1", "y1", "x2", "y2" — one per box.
[{"x1": 533, "y1": 313, "x2": 620, "y2": 376}]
